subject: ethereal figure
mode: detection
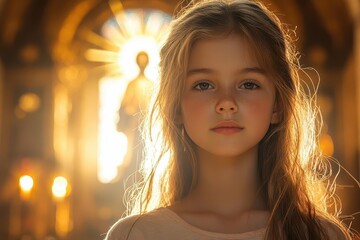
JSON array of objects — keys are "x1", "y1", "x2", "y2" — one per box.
[{"x1": 117, "y1": 51, "x2": 153, "y2": 181}]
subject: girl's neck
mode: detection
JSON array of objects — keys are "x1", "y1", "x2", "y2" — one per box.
[{"x1": 187, "y1": 148, "x2": 267, "y2": 217}]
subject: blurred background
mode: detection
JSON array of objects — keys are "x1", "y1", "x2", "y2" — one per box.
[{"x1": 0, "y1": 0, "x2": 359, "y2": 239}]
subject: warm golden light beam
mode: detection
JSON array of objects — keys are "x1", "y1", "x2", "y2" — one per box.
[
  {"x1": 101, "y1": 22, "x2": 128, "y2": 48},
  {"x1": 124, "y1": 11, "x2": 143, "y2": 37},
  {"x1": 146, "y1": 12, "x2": 171, "y2": 43},
  {"x1": 155, "y1": 25, "x2": 170, "y2": 43},
  {"x1": 145, "y1": 13, "x2": 165, "y2": 37},
  {"x1": 85, "y1": 48, "x2": 120, "y2": 63},
  {"x1": 109, "y1": 0, "x2": 131, "y2": 39},
  {"x1": 108, "y1": 0, "x2": 124, "y2": 14},
  {"x1": 91, "y1": 63, "x2": 124, "y2": 77},
  {"x1": 79, "y1": 28, "x2": 120, "y2": 52}
]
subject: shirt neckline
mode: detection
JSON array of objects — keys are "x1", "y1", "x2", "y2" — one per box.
[{"x1": 157, "y1": 207, "x2": 267, "y2": 238}]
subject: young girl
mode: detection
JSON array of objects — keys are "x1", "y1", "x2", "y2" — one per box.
[{"x1": 105, "y1": 0, "x2": 352, "y2": 239}]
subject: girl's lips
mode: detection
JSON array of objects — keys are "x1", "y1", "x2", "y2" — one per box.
[
  {"x1": 211, "y1": 121, "x2": 243, "y2": 134},
  {"x1": 211, "y1": 127, "x2": 243, "y2": 134}
]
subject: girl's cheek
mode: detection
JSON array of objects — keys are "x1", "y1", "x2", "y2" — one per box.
[
  {"x1": 182, "y1": 95, "x2": 212, "y2": 115},
  {"x1": 182, "y1": 99, "x2": 202, "y2": 115},
  {"x1": 245, "y1": 96, "x2": 274, "y2": 116}
]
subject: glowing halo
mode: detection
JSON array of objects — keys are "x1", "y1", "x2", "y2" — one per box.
[
  {"x1": 85, "y1": 8, "x2": 171, "y2": 81},
  {"x1": 117, "y1": 35, "x2": 161, "y2": 82}
]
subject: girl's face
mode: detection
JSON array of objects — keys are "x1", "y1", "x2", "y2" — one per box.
[{"x1": 181, "y1": 34, "x2": 277, "y2": 159}]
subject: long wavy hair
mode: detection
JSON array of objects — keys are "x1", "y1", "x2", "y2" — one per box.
[{"x1": 126, "y1": 0, "x2": 352, "y2": 239}]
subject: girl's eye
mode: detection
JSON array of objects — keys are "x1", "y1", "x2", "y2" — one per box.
[
  {"x1": 194, "y1": 82, "x2": 214, "y2": 91},
  {"x1": 240, "y1": 81, "x2": 259, "y2": 90}
]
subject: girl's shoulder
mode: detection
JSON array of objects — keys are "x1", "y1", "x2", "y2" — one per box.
[
  {"x1": 104, "y1": 208, "x2": 176, "y2": 240},
  {"x1": 104, "y1": 214, "x2": 143, "y2": 240}
]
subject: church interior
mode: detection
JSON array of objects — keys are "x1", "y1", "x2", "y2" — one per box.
[{"x1": 0, "y1": 0, "x2": 359, "y2": 239}]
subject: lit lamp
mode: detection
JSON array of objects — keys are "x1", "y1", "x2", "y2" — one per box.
[
  {"x1": 52, "y1": 176, "x2": 71, "y2": 238},
  {"x1": 19, "y1": 175, "x2": 34, "y2": 200},
  {"x1": 52, "y1": 176, "x2": 67, "y2": 200},
  {"x1": 10, "y1": 175, "x2": 34, "y2": 238}
]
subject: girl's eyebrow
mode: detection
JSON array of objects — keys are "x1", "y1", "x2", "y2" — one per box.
[
  {"x1": 238, "y1": 67, "x2": 266, "y2": 75},
  {"x1": 187, "y1": 67, "x2": 266, "y2": 76},
  {"x1": 187, "y1": 68, "x2": 214, "y2": 76}
]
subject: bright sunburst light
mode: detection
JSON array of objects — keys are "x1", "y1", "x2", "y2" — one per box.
[{"x1": 84, "y1": 4, "x2": 171, "y2": 183}]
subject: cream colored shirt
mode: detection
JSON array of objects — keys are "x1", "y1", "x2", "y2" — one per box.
[{"x1": 105, "y1": 208, "x2": 266, "y2": 240}]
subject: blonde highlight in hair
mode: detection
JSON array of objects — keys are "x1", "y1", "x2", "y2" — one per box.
[{"x1": 126, "y1": 0, "x2": 352, "y2": 239}]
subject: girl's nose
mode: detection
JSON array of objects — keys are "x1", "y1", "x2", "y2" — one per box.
[{"x1": 215, "y1": 97, "x2": 238, "y2": 114}]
